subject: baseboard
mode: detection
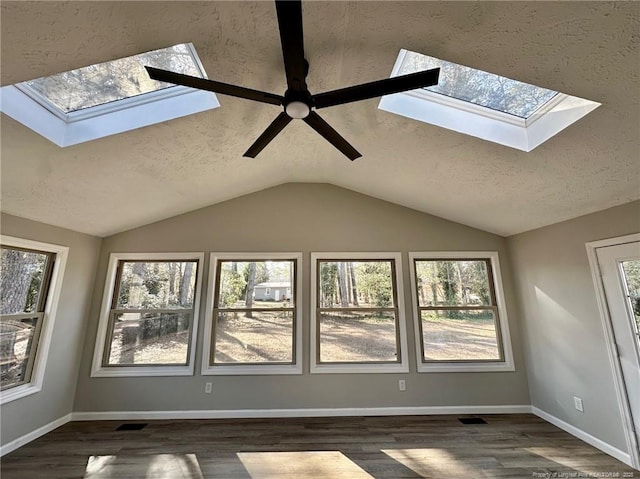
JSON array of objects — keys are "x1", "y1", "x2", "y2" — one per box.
[
  {"x1": 532, "y1": 406, "x2": 632, "y2": 467},
  {"x1": 71, "y1": 404, "x2": 531, "y2": 421},
  {"x1": 1, "y1": 413, "x2": 72, "y2": 457}
]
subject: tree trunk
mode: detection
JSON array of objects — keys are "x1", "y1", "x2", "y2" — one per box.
[
  {"x1": 0, "y1": 250, "x2": 33, "y2": 314},
  {"x1": 347, "y1": 262, "x2": 359, "y2": 306},
  {"x1": 178, "y1": 262, "x2": 193, "y2": 307},
  {"x1": 168, "y1": 263, "x2": 176, "y2": 297},
  {"x1": 245, "y1": 262, "x2": 256, "y2": 318},
  {"x1": 338, "y1": 262, "x2": 348, "y2": 307},
  {"x1": 129, "y1": 262, "x2": 147, "y2": 308}
]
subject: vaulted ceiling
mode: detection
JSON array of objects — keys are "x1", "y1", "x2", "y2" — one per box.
[{"x1": 1, "y1": 1, "x2": 638, "y2": 237}]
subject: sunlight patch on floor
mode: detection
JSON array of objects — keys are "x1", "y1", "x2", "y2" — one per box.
[
  {"x1": 83, "y1": 454, "x2": 204, "y2": 479},
  {"x1": 237, "y1": 451, "x2": 374, "y2": 478},
  {"x1": 383, "y1": 448, "x2": 475, "y2": 477}
]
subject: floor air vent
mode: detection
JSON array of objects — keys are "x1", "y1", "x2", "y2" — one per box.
[
  {"x1": 116, "y1": 423, "x2": 148, "y2": 431},
  {"x1": 458, "y1": 417, "x2": 487, "y2": 425}
]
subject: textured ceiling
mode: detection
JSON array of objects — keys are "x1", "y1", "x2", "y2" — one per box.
[{"x1": 1, "y1": 1, "x2": 638, "y2": 237}]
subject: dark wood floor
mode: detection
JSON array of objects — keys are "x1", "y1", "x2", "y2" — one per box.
[{"x1": 1, "y1": 414, "x2": 636, "y2": 478}]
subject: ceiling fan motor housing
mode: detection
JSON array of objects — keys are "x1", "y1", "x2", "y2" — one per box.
[{"x1": 284, "y1": 89, "x2": 313, "y2": 119}]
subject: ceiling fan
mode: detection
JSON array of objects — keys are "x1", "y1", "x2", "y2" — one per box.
[{"x1": 145, "y1": 0, "x2": 440, "y2": 160}]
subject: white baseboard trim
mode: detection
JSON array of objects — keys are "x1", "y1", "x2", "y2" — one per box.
[
  {"x1": 1, "y1": 413, "x2": 72, "y2": 457},
  {"x1": 71, "y1": 404, "x2": 531, "y2": 421},
  {"x1": 16, "y1": 405, "x2": 631, "y2": 466},
  {"x1": 532, "y1": 406, "x2": 632, "y2": 467}
]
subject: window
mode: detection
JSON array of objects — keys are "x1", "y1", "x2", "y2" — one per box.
[
  {"x1": 202, "y1": 253, "x2": 302, "y2": 375},
  {"x1": 310, "y1": 253, "x2": 409, "y2": 373},
  {"x1": 0, "y1": 236, "x2": 68, "y2": 404},
  {"x1": 378, "y1": 49, "x2": 600, "y2": 151},
  {"x1": 409, "y1": 251, "x2": 514, "y2": 372},
  {"x1": 91, "y1": 253, "x2": 203, "y2": 377},
  {"x1": 0, "y1": 43, "x2": 219, "y2": 147}
]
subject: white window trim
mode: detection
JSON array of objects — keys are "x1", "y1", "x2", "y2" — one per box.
[
  {"x1": 202, "y1": 253, "x2": 303, "y2": 376},
  {"x1": 378, "y1": 49, "x2": 600, "y2": 152},
  {"x1": 408, "y1": 251, "x2": 515, "y2": 373},
  {"x1": 0, "y1": 236, "x2": 68, "y2": 405},
  {"x1": 310, "y1": 252, "x2": 409, "y2": 374},
  {"x1": 90, "y1": 252, "x2": 204, "y2": 378}
]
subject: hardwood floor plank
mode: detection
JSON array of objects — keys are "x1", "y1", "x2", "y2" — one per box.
[{"x1": 1, "y1": 414, "x2": 635, "y2": 479}]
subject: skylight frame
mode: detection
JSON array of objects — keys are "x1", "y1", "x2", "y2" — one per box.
[
  {"x1": 0, "y1": 43, "x2": 220, "y2": 147},
  {"x1": 378, "y1": 49, "x2": 600, "y2": 152}
]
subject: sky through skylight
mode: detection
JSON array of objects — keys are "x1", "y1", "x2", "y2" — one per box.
[
  {"x1": 20, "y1": 44, "x2": 203, "y2": 113},
  {"x1": 398, "y1": 51, "x2": 558, "y2": 118}
]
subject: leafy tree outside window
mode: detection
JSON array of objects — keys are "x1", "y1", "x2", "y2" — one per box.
[
  {"x1": 0, "y1": 245, "x2": 54, "y2": 391},
  {"x1": 211, "y1": 259, "x2": 297, "y2": 366},
  {"x1": 103, "y1": 259, "x2": 199, "y2": 367},
  {"x1": 315, "y1": 258, "x2": 403, "y2": 365},
  {"x1": 413, "y1": 258, "x2": 504, "y2": 363}
]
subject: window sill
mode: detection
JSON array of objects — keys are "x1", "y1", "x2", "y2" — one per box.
[
  {"x1": 90, "y1": 365, "x2": 194, "y2": 378},
  {"x1": 202, "y1": 364, "x2": 302, "y2": 376},
  {"x1": 310, "y1": 362, "x2": 410, "y2": 374},
  {"x1": 417, "y1": 362, "x2": 515, "y2": 373},
  {"x1": 0, "y1": 383, "x2": 41, "y2": 405}
]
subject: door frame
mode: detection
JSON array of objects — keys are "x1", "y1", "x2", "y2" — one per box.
[{"x1": 586, "y1": 232, "x2": 640, "y2": 469}]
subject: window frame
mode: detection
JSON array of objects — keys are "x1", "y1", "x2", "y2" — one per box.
[
  {"x1": 310, "y1": 252, "x2": 409, "y2": 374},
  {"x1": 408, "y1": 251, "x2": 514, "y2": 372},
  {"x1": 202, "y1": 253, "x2": 303, "y2": 376},
  {"x1": 0, "y1": 236, "x2": 68, "y2": 405},
  {"x1": 91, "y1": 252, "x2": 204, "y2": 378}
]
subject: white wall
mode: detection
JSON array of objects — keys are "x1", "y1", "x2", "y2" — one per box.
[
  {"x1": 0, "y1": 214, "x2": 101, "y2": 446},
  {"x1": 507, "y1": 200, "x2": 640, "y2": 452}
]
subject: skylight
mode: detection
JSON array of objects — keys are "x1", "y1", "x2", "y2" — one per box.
[
  {"x1": 379, "y1": 49, "x2": 600, "y2": 151},
  {"x1": 0, "y1": 43, "x2": 219, "y2": 147},
  {"x1": 21, "y1": 44, "x2": 202, "y2": 113}
]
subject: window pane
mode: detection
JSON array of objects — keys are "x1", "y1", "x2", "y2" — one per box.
[
  {"x1": 213, "y1": 311, "x2": 293, "y2": 364},
  {"x1": 318, "y1": 261, "x2": 395, "y2": 308},
  {"x1": 22, "y1": 44, "x2": 203, "y2": 113},
  {"x1": 106, "y1": 312, "x2": 190, "y2": 366},
  {"x1": 622, "y1": 260, "x2": 640, "y2": 332},
  {"x1": 421, "y1": 309, "x2": 501, "y2": 361},
  {"x1": 0, "y1": 247, "x2": 49, "y2": 314},
  {"x1": 414, "y1": 260, "x2": 492, "y2": 307},
  {"x1": 217, "y1": 261, "x2": 294, "y2": 309},
  {"x1": 1, "y1": 316, "x2": 39, "y2": 390},
  {"x1": 116, "y1": 261, "x2": 197, "y2": 309},
  {"x1": 319, "y1": 311, "x2": 398, "y2": 363},
  {"x1": 398, "y1": 50, "x2": 558, "y2": 119}
]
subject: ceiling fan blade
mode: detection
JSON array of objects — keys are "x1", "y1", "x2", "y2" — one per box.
[
  {"x1": 145, "y1": 67, "x2": 283, "y2": 106},
  {"x1": 243, "y1": 112, "x2": 293, "y2": 158},
  {"x1": 275, "y1": 0, "x2": 307, "y2": 91},
  {"x1": 313, "y1": 68, "x2": 440, "y2": 109},
  {"x1": 303, "y1": 112, "x2": 361, "y2": 161}
]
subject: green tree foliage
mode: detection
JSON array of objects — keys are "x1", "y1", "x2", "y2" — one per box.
[
  {"x1": 218, "y1": 263, "x2": 245, "y2": 308},
  {"x1": 622, "y1": 260, "x2": 640, "y2": 328},
  {"x1": 416, "y1": 260, "x2": 493, "y2": 320},
  {"x1": 354, "y1": 262, "x2": 393, "y2": 308},
  {"x1": 320, "y1": 262, "x2": 338, "y2": 307},
  {"x1": 117, "y1": 261, "x2": 196, "y2": 309},
  {"x1": 437, "y1": 262, "x2": 459, "y2": 318}
]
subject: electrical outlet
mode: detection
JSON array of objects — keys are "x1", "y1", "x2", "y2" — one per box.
[
  {"x1": 205, "y1": 382, "x2": 213, "y2": 394},
  {"x1": 573, "y1": 396, "x2": 584, "y2": 412},
  {"x1": 399, "y1": 379, "x2": 406, "y2": 391}
]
